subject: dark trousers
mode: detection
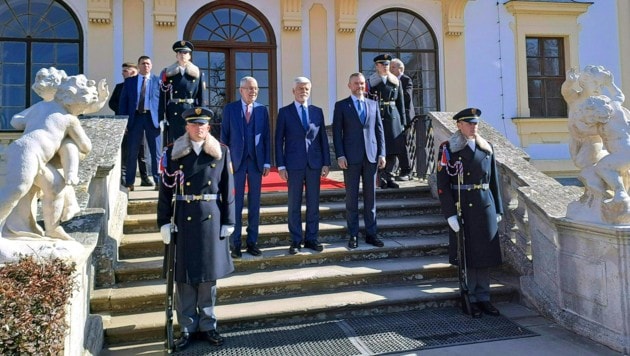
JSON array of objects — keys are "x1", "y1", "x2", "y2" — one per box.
[
  {"x1": 467, "y1": 267, "x2": 490, "y2": 303},
  {"x1": 125, "y1": 112, "x2": 161, "y2": 185},
  {"x1": 343, "y1": 155, "x2": 378, "y2": 237},
  {"x1": 175, "y1": 281, "x2": 217, "y2": 332},
  {"x1": 287, "y1": 166, "x2": 322, "y2": 243},
  {"x1": 121, "y1": 132, "x2": 148, "y2": 182},
  {"x1": 231, "y1": 156, "x2": 262, "y2": 248}
]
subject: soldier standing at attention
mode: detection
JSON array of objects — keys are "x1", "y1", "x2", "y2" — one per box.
[
  {"x1": 436, "y1": 108, "x2": 503, "y2": 318},
  {"x1": 159, "y1": 40, "x2": 209, "y2": 144},
  {"x1": 368, "y1": 53, "x2": 407, "y2": 189}
]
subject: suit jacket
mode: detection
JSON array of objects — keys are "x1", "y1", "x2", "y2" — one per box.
[
  {"x1": 275, "y1": 103, "x2": 331, "y2": 170},
  {"x1": 400, "y1": 74, "x2": 416, "y2": 121},
  {"x1": 332, "y1": 96, "x2": 385, "y2": 165},
  {"x1": 220, "y1": 100, "x2": 271, "y2": 172},
  {"x1": 119, "y1": 73, "x2": 161, "y2": 128},
  {"x1": 108, "y1": 82, "x2": 124, "y2": 114}
]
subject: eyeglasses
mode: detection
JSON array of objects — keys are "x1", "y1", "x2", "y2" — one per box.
[{"x1": 240, "y1": 87, "x2": 259, "y2": 91}]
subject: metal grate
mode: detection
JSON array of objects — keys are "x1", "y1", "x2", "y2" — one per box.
[{"x1": 176, "y1": 307, "x2": 537, "y2": 355}]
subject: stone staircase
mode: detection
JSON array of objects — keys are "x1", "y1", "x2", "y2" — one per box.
[{"x1": 91, "y1": 177, "x2": 518, "y2": 346}]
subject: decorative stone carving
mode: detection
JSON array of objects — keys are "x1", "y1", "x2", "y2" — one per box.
[
  {"x1": 282, "y1": 0, "x2": 302, "y2": 31},
  {"x1": 336, "y1": 0, "x2": 357, "y2": 33},
  {"x1": 0, "y1": 68, "x2": 108, "y2": 243},
  {"x1": 562, "y1": 65, "x2": 630, "y2": 224}
]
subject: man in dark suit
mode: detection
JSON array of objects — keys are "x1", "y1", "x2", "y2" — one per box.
[
  {"x1": 119, "y1": 55, "x2": 162, "y2": 191},
  {"x1": 159, "y1": 40, "x2": 209, "y2": 144},
  {"x1": 333, "y1": 72, "x2": 386, "y2": 249},
  {"x1": 157, "y1": 108, "x2": 235, "y2": 351},
  {"x1": 221, "y1": 76, "x2": 271, "y2": 258},
  {"x1": 390, "y1": 58, "x2": 416, "y2": 181},
  {"x1": 275, "y1": 76, "x2": 331, "y2": 254},
  {"x1": 436, "y1": 108, "x2": 503, "y2": 318},
  {"x1": 109, "y1": 62, "x2": 152, "y2": 187}
]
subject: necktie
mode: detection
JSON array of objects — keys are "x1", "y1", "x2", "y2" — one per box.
[
  {"x1": 301, "y1": 105, "x2": 309, "y2": 131},
  {"x1": 357, "y1": 100, "x2": 366, "y2": 124},
  {"x1": 245, "y1": 104, "x2": 251, "y2": 123},
  {"x1": 137, "y1": 76, "x2": 146, "y2": 111}
]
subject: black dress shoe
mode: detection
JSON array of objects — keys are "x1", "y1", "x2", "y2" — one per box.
[
  {"x1": 365, "y1": 235, "x2": 384, "y2": 247},
  {"x1": 246, "y1": 244, "x2": 262, "y2": 256},
  {"x1": 231, "y1": 248, "x2": 242, "y2": 259},
  {"x1": 288, "y1": 242, "x2": 300, "y2": 255},
  {"x1": 379, "y1": 178, "x2": 388, "y2": 189},
  {"x1": 140, "y1": 177, "x2": 154, "y2": 186},
  {"x1": 348, "y1": 235, "x2": 358, "y2": 249},
  {"x1": 126, "y1": 184, "x2": 134, "y2": 191},
  {"x1": 386, "y1": 180, "x2": 400, "y2": 189},
  {"x1": 174, "y1": 332, "x2": 192, "y2": 351},
  {"x1": 467, "y1": 302, "x2": 483, "y2": 318},
  {"x1": 477, "y1": 301, "x2": 500, "y2": 316},
  {"x1": 201, "y1": 329, "x2": 225, "y2": 346},
  {"x1": 396, "y1": 174, "x2": 410, "y2": 181},
  {"x1": 304, "y1": 240, "x2": 323, "y2": 252}
]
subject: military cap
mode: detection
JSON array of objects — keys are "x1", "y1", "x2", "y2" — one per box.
[
  {"x1": 453, "y1": 107, "x2": 481, "y2": 123},
  {"x1": 183, "y1": 107, "x2": 213, "y2": 124},
  {"x1": 172, "y1": 40, "x2": 194, "y2": 53},
  {"x1": 373, "y1": 54, "x2": 392, "y2": 64}
]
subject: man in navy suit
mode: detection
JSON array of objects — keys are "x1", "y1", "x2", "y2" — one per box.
[
  {"x1": 221, "y1": 76, "x2": 271, "y2": 258},
  {"x1": 275, "y1": 77, "x2": 331, "y2": 254},
  {"x1": 333, "y1": 72, "x2": 386, "y2": 249},
  {"x1": 119, "y1": 55, "x2": 162, "y2": 191}
]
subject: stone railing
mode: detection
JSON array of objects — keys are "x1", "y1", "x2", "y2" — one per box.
[
  {"x1": 429, "y1": 112, "x2": 629, "y2": 353},
  {"x1": 0, "y1": 116, "x2": 127, "y2": 354}
]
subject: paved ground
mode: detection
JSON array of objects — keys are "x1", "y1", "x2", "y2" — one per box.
[{"x1": 102, "y1": 302, "x2": 620, "y2": 355}]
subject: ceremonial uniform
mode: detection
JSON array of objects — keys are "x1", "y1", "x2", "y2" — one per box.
[
  {"x1": 157, "y1": 108, "x2": 234, "y2": 350},
  {"x1": 436, "y1": 108, "x2": 503, "y2": 317},
  {"x1": 368, "y1": 54, "x2": 407, "y2": 187},
  {"x1": 159, "y1": 40, "x2": 209, "y2": 143}
]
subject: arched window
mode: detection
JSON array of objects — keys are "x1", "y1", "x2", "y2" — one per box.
[
  {"x1": 0, "y1": 0, "x2": 82, "y2": 129},
  {"x1": 185, "y1": 1, "x2": 277, "y2": 126},
  {"x1": 359, "y1": 9, "x2": 439, "y2": 118}
]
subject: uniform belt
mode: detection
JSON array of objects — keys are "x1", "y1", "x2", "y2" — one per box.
[
  {"x1": 169, "y1": 98, "x2": 195, "y2": 104},
  {"x1": 380, "y1": 101, "x2": 396, "y2": 106},
  {"x1": 176, "y1": 194, "x2": 218, "y2": 201},
  {"x1": 451, "y1": 183, "x2": 489, "y2": 190},
  {"x1": 136, "y1": 110, "x2": 150, "y2": 114}
]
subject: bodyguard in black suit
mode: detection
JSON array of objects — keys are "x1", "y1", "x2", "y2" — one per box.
[
  {"x1": 333, "y1": 72, "x2": 386, "y2": 249},
  {"x1": 275, "y1": 77, "x2": 331, "y2": 254},
  {"x1": 390, "y1": 58, "x2": 416, "y2": 181},
  {"x1": 436, "y1": 108, "x2": 503, "y2": 318}
]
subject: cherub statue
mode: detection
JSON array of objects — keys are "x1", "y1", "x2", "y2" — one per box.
[
  {"x1": 562, "y1": 65, "x2": 630, "y2": 224},
  {"x1": 0, "y1": 70, "x2": 108, "y2": 240}
]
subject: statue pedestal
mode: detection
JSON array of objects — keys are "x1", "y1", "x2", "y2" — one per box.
[{"x1": 521, "y1": 219, "x2": 630, "y2": 353}]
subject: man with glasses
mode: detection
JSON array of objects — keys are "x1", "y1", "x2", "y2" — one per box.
[{"x1": 221, "y1": 76, "x2": 271, "y2": 258}]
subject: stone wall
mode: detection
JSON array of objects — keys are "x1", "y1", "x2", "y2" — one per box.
[{"x1": 429, "y1": 112, "x2": 629, "y2": 353}]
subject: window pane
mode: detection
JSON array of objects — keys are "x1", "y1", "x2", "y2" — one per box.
[
  {"x1": 526, "y1": 38, "x2": 539, "y2": 57},
  {"x1": 235, "y1": 52, "x2": 251, "y2": 69},
  {"x1": 2, "y1": 42, "x2": 26, "y2": 62},
  {"x1": 527, "y1": 58, "x2": 541, "y2": 76},
  {"x1": 32, "y1": 43, "x2": 56, "y2": 64},
  {"x1": 543, "y1": 58, "x2": 560, "y2": 76},
  {"x1": 252, "y1": 53, "x2": 267, "y2": 68},
  {"x1": 528, "y1": 80, "x2": 542, "y2": 97},
  {"x1": 2, "y1": 84, "x2": 26, "y2": 106},
  {"x1": 543, "y1": 39, "x2": 559, "y2": 57},
  {"x1": 529, "y1": 98, "x2": 543, "y2": 117}
]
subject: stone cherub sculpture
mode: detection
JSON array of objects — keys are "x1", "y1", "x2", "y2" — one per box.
[
  {"x1": 0, "y1": 68, "x2": 108, "y2": 240},
  {"x1": 562, "y1": 65, "x2": 630, "y2": 224}
]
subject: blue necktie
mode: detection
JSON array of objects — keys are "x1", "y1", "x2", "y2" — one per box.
[
  {"x1": 357, "y1": 100, "x2": 366, "y2": 124},
  {"x1": 301, "y1": 105, "x2": 309, "y2": 131}
]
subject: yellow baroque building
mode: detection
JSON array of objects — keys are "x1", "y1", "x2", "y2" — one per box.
[{"x1": 1, "y1": 0, "x2": 629, "y2": 177}]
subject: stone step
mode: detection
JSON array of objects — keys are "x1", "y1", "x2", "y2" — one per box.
[
  {"x1": 122, "y1": 198, "x2": 441, "y2": 235},
  {"x1": 92, "y1": 254, "x2": 455, "y2": 315},
  {"x1": 116, "y1": 223, "x2": 448, "y2": 284},
  {"x1": 127, "y1": 185, "x2": 432, "y2": 215},
  {"x1": 101, "y1": 279, "x2": 517, "y2": 345}
]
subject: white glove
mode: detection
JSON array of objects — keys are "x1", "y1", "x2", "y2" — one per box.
[
  {"x1": 497, "y1": 214, "x2": 502, "y2": 223},
  {"x1": 160, "y1": 224, "x2": 171, "y2": 244},
  {"x1": 447, "y1": 215, "x2": 460, "y2": 232},
  {"x1": 220, "y1": 225, "x2": 235, "y2": 238}
]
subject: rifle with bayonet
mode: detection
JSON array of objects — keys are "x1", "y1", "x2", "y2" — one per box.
[{"x1": 456, "y1": 173, "x2": 472, "y2": 316}]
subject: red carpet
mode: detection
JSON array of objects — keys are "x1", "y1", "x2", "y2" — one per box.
[{"x1": 246, "y1": 168, "x2": 345, "y2": 193}]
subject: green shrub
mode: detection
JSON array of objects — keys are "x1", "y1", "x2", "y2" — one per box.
[{"x1": 0, "y1": 256, "x2": 76, "y2": 355}]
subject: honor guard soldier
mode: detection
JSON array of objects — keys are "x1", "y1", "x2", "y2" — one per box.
[
  {"x1": 368, "y1": 53, "x2": 408, "y2": 188},
  {"x1": 436, "y1": 108, "x2": 504, "y2": 318},
  {"x1": 157, "y1": 107, "x2": 235, "y2": 351},
  {"x1": 159, "y1": 40, "x2": 209, "y2": 144}
]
